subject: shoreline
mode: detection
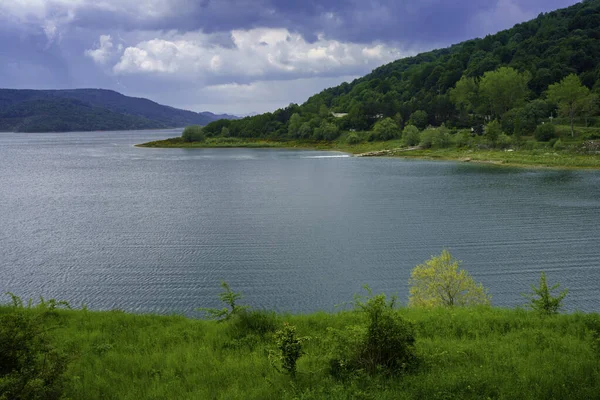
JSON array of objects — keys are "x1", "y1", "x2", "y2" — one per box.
[{"x1": 136, "y1": 137, "x2": 600, "y2": 170}]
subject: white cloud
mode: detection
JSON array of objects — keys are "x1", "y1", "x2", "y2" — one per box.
[
  {"x1": 84, "y1": 34, "x2": 116, "y2": 64},
  {"x1": 113, "y1": 28, "x2": 402, "y2": 82}
]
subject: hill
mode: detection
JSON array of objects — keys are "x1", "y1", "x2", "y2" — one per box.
[
  {"x1": 0, "y1": 89, "x2": 237, "y2": 132},
  {"x1": 199, "y1": 0, "x2": 600, "y2": 139}
]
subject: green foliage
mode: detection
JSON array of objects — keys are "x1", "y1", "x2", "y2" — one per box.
[
  {"x1": 449, "y1": 76, "x2": 479, "y2": 114},
  {"x1": 408, "y1": 110, "x2": 428, "y2": 130},
  {"x1": 419, "y1": 127, "x2": 436, "y2": 149},
  {"x1": 479, "y1": 67, "x2": 531, "y2": 118},
  {"x1": 230, "y1": 309, "x2": 279, "y2": 339},
  {"x1": 328, "y1": 288, "x2": 416, "y2": 377},
  {"x1": 484, "y1": 120, "x2": 503, "y2": 145},
  {"x1": 0, "y1": 295, "x2": 70, "y2": 400},
  {"x1": 346, "y1": 133, "x2": 361, "y2": 145},
  {"x1": 454, "y1": 129, "x2": 472, "y2": 148},
  {"x1": 313, "y1": 121, "x2": 340, "y2": 141},
  {"x1": 401, "y1": 125, "x2": 420, "y2": 146},
  {"x1": 534, "y1": 123, "x2": 557, "y2": 142},
  {"x1": 198, "y1": 281, "x2": 248, "y2": 321},
  {"x1": 182, "y1": 125, "x2": 206, "y2": 142},
  {"x1": 523, "y1": 272, "x2": 568, "y2": 316},
  {"x1": 271, "y1": 323, "x2": 307, "y2": 378},
  {"x1": 409, "y1": 249, "x2": 491, "y2": 308},
  {"x1": 371, "y1": 117, "x2": 400, "y2": 141},
  {"x1": 547, "y1": 74, "x2": 591, "y2": 136}
]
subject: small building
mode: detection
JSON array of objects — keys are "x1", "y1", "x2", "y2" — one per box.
[{"x1": 331, "y1": 112, "x2": 349, "y2": 118}]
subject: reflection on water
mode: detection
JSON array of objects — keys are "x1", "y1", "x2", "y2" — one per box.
[{"x1": 1, "y1": 130, "x2": 600, "y2": 315}]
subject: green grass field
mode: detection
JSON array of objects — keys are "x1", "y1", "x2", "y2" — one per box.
[{"x1": 3, "y1": 304, "x2": 599, "y2": 399}]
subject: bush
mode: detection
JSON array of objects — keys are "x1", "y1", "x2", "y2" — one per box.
[
  {"x1": 0, "y1": 295, "x2": 70, "y2": 400},
  {"x1": 523, "y1": 272, "x2": 568, "y2": 315},
  {"x1": 328, "y1": 288, "x2": 416, "y2": 377},
  {"x1": 271, "y1": 323, "x2": 308, "y2": 378},
  {"x1": 371, "y1": 118, "x2": 400, "y2": 141},
  {"x1": 198, "y1": 281, "x2": 248, "y2": 321},
  {"x1": 534, "y1": 123, "x2": 557, "y2": 142},
  {"x1": 484, "y1": 120, "x2": 503, "y2": 146},
  {"x1": 454, "y1": 130, "x2": 472, "y2": 148},
  {"x1": 346, "y1": 133, "x2": 361, "y2": 145},
  {"x1": 409, "y1": 250, "x2": 491, "y2": 307},
  {"x1": 182, "y1": 125, "x2": 205, "y2": 142},
  {"x1": 419, "y1": 127, "x2": 436, "y2": 148},
  {"x1": 497, "y1": 133, "x2": 513, "y2": 149},
  {"x1": 553, "y1": 138, "x2": 566, "y2": 150},
  {"x1": 432, "y1": 125, "x2": 452, "y2": 148},
  {"x1": 402, "y1": 125, "x2": 420, "y2": 146}
]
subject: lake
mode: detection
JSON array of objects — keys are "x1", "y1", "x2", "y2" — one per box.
[{"x1": 1, "y1": 130, "x2": 599, "y2": 314}]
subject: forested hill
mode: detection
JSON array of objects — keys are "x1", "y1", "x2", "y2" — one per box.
[
  {"x1": 201, "y1": 0, "x2": 600, "y2": 139},
  {"x1": 0, "y1": 89, "x2": 237, "y2": 133}
]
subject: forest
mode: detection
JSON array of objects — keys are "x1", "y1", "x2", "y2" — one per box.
[{"x1": 196, "y1": 0, "x2": 600, "y2": 145}]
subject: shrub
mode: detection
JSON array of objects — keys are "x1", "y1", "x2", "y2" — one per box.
[
  {"x1": 198, "y1": 281, "x2": 248, "y2": 321},
  {"x1": 523, "y1": 272, "x2": 568, "y2": 315},
  {"x1": 454, "y1": 130, "x2": 472, "y2": 148},
  {"x1": 271, "y1": 323, "x2": 308, "y2": 378},
  {"x1": 371, "y1": 118, "x2": 400, "y2": 141},
  {"x1": 182, "y1": 125, "x2": 205, "y2": 142},
  {"x1": 553, "y1": 138, "x2": 566, "y2": 150},
  {"x1": 409, "y1": 250, "x2": 491, "y2": 307},
  {"x1": 534, "y1": 123, "x2": 557, "y2": 142},
  {"x1": 346, "y1": 133, "x2": 361, "y2": 145},
  {"x1": 496, "y1": 133, "x2": 512, "y2": 149},
  {"x1": 484, "y1": 120, "x2": 503, "y2": 146},
  {"x1": 419, "y1": 127, "x2": 436, "y2": 148},
  {"x1": 328, "y1": 288, "x2": 416, "y2": 377},
  {"x1": 432, "y1": 125, "x2": 452, "y2": 148},
  {"x1": 402, "y1": 125, "x2": 421, "y2": 147},
  {"x1": 0, "y1": 295, "x2": 70, "y2": 400}
]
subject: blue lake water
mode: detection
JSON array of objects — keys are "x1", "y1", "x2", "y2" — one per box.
[{"x1": 1, "y1": 130, "x2": 599, "y2": 314}]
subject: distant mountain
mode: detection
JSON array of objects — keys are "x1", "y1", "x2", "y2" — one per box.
[{"x1": 0, "y1": 89, "x2": 237, "y2": 133}]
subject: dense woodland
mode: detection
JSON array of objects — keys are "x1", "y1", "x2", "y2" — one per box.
[
  {"x1": 0, "y1": 89, "x2": 236, "y2": 133},
  {"x1": 199, "y1": 0, "x2": 600, "y2": 144}
]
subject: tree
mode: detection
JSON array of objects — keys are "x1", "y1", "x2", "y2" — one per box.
[
  {"x1": 484, "y1": 120, "x2": 503, "y2": 146},
  {"x1": 479, "y1": 67, "x2": 530, "y2": 119},
  {"x1": 547, "y1": 74, "x2": 590, "y2": 136},
  {"x1": 580, "y1": 93, "x2": 599, "y2": 127},
  {"x1": 402, "y1": 125, "x2": 420, "y2": 147},
  {"x1": 449, "y1": 75, "x2": 479, "y2": 114},
  {"x1": 408, "y1": 110, "x2": 428, "y2": 130},
  {"x1": 409, "y1": 249, "x2": 491, "y2": 308},
  {"x1": 287, "y1": 113, "x2": 302, "y2": 137},
  {"x1": 371, "y1": 117, "x2": 400, "y2": 141},
  {"x1": 523, "y1": 272, "x2": 568, "y2": 315},
  {"x1": 182, "y1": 125, "x2": 205, "y2": 142}
]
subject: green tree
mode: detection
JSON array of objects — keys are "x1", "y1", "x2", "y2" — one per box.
[
  {"x1": 449, "y1": 75, "x2": 479, "y2": 114},
  {"x1": 287, "y1": 113, "x2": 302, "y2": 137},
  {"x1": 313, "y1": 121, "x2": 340, "y2": 141},
  {"x1": 479, "y1": 67, "x2": 530, "y2": 119},
  {"x1": 298, "y1": 122, "x2": 312, "y2": 139},
  {"x1": 523, "y1": 272, "x2": 568, "y2": 315},
  {"x1": 409, "y1": 249, "x2": 491, "y2": 308},
  {"x1": 484, "y1": 120, "x2": 503, "y2": 146},
  {"x1": 402, "y1": 125, "x2": 421, "y2": 147},
  {"x1": 580, "y1": 93, "x2": 599, "y2": 127},
  {"x1": 409, "y1": 110, "x2": 428, "y2": 130},
  {"x1": 371, "y1": 117, "x2": 400, "y2": 141},
  {"x1": 221, "y1": 126, "x2": 230, "y2": 137},
  {"x1": 547, "y1": 74, "x2": 590, "y2": 136},
  {"x1": 182, "y1": 125, "x2": 205, "y2": 142}
]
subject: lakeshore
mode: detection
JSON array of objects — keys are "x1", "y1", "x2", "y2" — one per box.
[{"x1": 137, "y1": 136, "x2": 600, "y2": 170}]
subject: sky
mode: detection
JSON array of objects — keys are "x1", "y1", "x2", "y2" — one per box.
[{"x1": 0, "y1": 0, "x2": 581, "y2": 115}]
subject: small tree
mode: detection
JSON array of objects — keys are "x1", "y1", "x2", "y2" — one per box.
[
  {"x1": 198, "y1": 281, "x2": 248, "y2": 321},
  {"x1": 409, "y1": 110, "x2": 428, "y2": 131},
  {"x1": 182, "y1": 125, "x2": 205, "y2": 142},
  {"x1": 371, "y1": 117, "x2": 400, "y2": 141},
  {"x1": 402, "y1": 125, "x2": 420, "y2": 146},
  {"x1": 271, "y1": 323, "x2": 307, "y2": 378},
  {"x1": 484, "y1": 120, "x2": 503, "y2": 146},
  {"x1": 547, "y1": 74, "x2": 590, "y2": 137},
  {"x1": 409, "y1": 250, "x2": 491, "y2": 307},
  {"x1": 523, "y1": 272, "x2": 568, "y2": 315}
]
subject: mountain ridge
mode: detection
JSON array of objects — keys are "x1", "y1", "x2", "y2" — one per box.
[{"x1": 0, "y1": 88, "x2": 237, "y2": 133}]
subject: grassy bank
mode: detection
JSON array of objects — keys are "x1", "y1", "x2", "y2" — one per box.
[
  {"x1": 137, "y1": 135, "x2": 600, "y2": 169},
  {"x1": 2, "y1": 304, "x2": 599, "y2": 399}
]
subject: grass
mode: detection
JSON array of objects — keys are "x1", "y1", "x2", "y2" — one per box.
[
  {"x1": 2, "y1": 305, "x2": 599, "y2": 399},
  {"x1": 137, "y1": 126, "x2": 600, "y2": 170}
]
